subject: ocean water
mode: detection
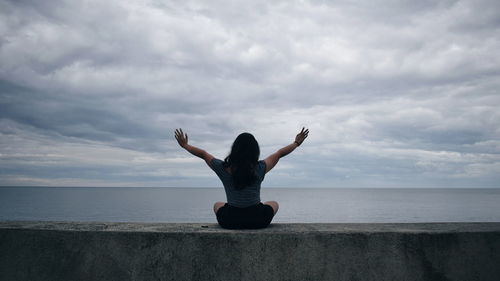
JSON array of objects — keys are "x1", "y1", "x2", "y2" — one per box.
[{"x1": 1, "y1": 187, "x2": 499, "y2": 223}]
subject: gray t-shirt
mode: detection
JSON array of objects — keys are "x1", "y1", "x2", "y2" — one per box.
[{"x1": 210, "y1": 158, "x2": 267, "y2": 208}]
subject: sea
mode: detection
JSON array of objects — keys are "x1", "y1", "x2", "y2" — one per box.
[{"x1": 1, "y1": 187, "x2": 499, "y2": 223}]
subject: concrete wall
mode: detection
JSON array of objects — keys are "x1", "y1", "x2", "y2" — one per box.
[{"x1": 1, "y1": 221, "x2": 499, "y2": 281}]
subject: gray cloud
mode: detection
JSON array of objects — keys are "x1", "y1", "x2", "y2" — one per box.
[{"x1": 1, "y1": 0, "x2": 499, "y2": 187}]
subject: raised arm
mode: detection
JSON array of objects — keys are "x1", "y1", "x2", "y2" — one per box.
[
  {"x1": 175, "y1": 128, "x2": 214, "y2": 167},
  {"x1": 264, "y1": 127, "x2": 309, "y2": 173}
]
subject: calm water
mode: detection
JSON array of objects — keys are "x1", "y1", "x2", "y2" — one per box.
[{"x1": 1, "y1": 187, "x2": 499, "y2": 223}]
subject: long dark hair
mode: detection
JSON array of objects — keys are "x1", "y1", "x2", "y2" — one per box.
[{"x1": 223, "y1": 132, "x2": 260, "y2": 190}]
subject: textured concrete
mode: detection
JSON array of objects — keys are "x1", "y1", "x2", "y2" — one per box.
[{"x1": 1, "y1": 221, "x2": 500, "y2": 281}]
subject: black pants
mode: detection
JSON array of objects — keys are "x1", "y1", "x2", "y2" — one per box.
[{"x1": 216, "y1": 202, "x2": 275, "y2": 229}]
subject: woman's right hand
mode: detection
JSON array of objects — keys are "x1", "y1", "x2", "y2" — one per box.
[
  {"x1": 175, "y1": 128, "x2": 188, "y2": 148},
  {"x1": 295, "y1": 127, "x2": 309, "y2": 146}
]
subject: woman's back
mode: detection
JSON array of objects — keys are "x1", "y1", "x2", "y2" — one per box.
[{"x1": 210, "y1": 158, "x2": 267, "y2": 208}]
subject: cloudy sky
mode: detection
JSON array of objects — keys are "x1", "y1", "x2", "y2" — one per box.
[{"x1": 1, "y1": 0, "x2": 499, "y2": 188}]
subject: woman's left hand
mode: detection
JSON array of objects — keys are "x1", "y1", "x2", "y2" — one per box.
[
  {"x1": 295, "y1": 127, "x2": 309, "y2": 146},
  {"x1": 175, "y1": 128, "x2": 188, "y2": 148}
]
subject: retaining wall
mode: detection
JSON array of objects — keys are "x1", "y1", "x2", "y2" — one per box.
[{"x1": 1, "y1": 221, "x2": 500, "y2": 281}]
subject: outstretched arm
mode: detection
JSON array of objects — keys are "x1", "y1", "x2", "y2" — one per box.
[
  {"x1": 175, "y1": 128, "x2": 214, "y2": 167},
  {"x1": 264, "y1": 127, "x2": 309, "y2": 173}
]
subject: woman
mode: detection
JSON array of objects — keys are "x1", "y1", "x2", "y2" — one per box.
[{"x1": 174, "y1": 127, "x2": 309, "y2": 229}]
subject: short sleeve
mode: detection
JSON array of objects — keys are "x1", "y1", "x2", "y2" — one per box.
[
  {"x1": 210, "y1": 158, "x2": 226, "y2": 178},
  {"x1": 257, "y1": 160, "x2": 266, "y2": 181}
]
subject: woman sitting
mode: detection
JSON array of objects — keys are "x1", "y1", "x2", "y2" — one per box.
[{"x1": 174, "y1": 127, "x2": 309, "y2": 229}]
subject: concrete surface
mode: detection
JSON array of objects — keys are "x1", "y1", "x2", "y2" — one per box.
[{"x1": 1, "y1": 221, "x2": 499, "y2": 281}]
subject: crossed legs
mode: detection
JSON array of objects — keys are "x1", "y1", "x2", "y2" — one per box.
[
  {"x1": 263, "y1": 200, "x2": 279, "y2": 215},
  {"x1": 213, "y1": 201, "x2": 225, "y2": 214},
  {"x1": 213, "y1": 201, "x2": 279, "y2": 215}
]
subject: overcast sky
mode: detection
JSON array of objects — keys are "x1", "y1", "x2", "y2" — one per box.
[{"x1": 1, "y1": 0, "x2": 499, "y2": 188}]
